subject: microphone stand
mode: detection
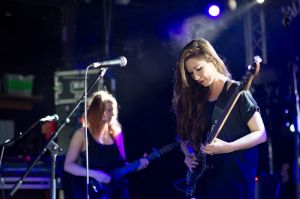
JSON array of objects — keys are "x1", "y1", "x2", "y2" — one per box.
[
  {"x1": 282, "y1": 9, "x2": 300, "y2": 198},
  {"x1": 0, "y1": 140, "x2": 8, "y2": 199},
  {"x1": 0, "y1": 118, "x2": 43, "y2": 199},
  {"x1": 9, "y1": 67, "x2": 109, "y2": 199},
  {"x1": 48, "y1": 140, "x2": 63, "y2": 199},
  {"x1": 0, "y1": 120, "x2": 41, "y2": 149}
]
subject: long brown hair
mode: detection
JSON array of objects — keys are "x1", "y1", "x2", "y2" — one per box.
[
  {"x1": 87, "y1": 91, "x2": 120, "y2": 136},
  {"x1": 172, "y1": 38, "x2": 231, "y2": 150}
]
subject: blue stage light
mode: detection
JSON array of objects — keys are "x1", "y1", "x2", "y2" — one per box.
[
  {"x1": 208, "y1": 4, "x2": 221, "y2": 17},
  {"x1": 256, "y1": 0, "x2": 264, "y2": 4}
]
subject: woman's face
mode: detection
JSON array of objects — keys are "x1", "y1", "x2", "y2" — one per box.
[
  {"x1": 102, "y1": 101, "x2": 114, "y2": 122},
  {"x1": 185, "y1": 57, "x2": 217, "y2": 87}
]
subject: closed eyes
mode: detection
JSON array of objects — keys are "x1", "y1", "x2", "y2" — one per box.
[
  {"x1": 194, "y1": 65, "x2": 202, "y2": 72},
  {"x1": 196, "y1": 66, "x2": 202, "y2": 71},
  {"x1": 187, "y1": 66, "x2": 202, "y2": 76}
]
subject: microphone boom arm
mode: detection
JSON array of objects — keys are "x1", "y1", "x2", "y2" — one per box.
[{"x1": 0, "y1": 120, "x2": 40, "y2": 148}]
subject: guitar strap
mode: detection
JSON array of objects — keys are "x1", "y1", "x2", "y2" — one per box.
[{"x1": 210, "y1": 80, "x2": 235, "y2": 134}]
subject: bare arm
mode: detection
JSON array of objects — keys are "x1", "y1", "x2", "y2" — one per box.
[
  {"x1": 64, "y1": 128, "x2": 111, "y2": 183},
  {"x1": 201, "y1": 111, "x2": 267, "y2": 154},
  {"x1": 113, "y1": 130, "x2": 126, "y2": 160},
  {"x1": 230, "y1": 111, "x2": 267, "y2": 151}
]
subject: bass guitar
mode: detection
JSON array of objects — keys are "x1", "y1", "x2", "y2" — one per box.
[
  {"x1": 101, "y1": 141, "x2": 180, "y2": 180},
  {"x1": 65, "y1": 141, "x2": 180, "y2": 198},
  {"x1": 185, "y1": 56, "x2": 262, "y2": 198}
]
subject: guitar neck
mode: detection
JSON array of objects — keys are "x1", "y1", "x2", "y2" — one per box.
[
  {"x1": 146, "y1": 142, "x2": 180, "y2": 161},
  {"x1": 205, "y1": 86, "x2": 243, "y2": 144},
  {"x1": 111, "y1": 142, "x2": 180, "y2": 179},
  {"x1": 111, "y1": 160, "x2": 140, "y2": 179}
]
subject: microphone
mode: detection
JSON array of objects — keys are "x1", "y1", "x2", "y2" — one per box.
[
  {"x1": 92, "y1": 56, "x2": 127, "y2": 68},
  {"x1": 40, "y1": 114, "x2": 59, "y2": 122}
]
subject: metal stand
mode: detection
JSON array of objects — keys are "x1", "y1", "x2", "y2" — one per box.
[
  {"x1": 282, "y1": 8, "x2": 300, "y2": 199},
  {"x1": 0, "y1": 145, "x2": 7, "y2": 199},
  {"x1": 48, "y1": 141, "x2": 63, "y2": 199},
  {"x1": 9, "y1": 68, "x2": 108, "y2": 198},
  {"x1": 0, "y1": 119, "x2": 41, "y2": 199}
]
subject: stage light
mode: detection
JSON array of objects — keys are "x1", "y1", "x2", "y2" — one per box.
[
  {"x1": 256, "y1": 0, "x2": 264, "y2": 4},
  {"x1": 228, "y1": 0, "x2": 237, "y2": 11},
  {"x1": 208, "y1": 4, "x2": 221, "y2": 17},
  {"x1": 169, "y1": 1, "x2": 256, "y2": 49},
  {"x1": 290, "y1": 124, "x2": 295, "y2": 133}
]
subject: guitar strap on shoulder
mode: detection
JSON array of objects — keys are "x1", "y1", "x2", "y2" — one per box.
[
  {"x1": 207, "y1": 80, "x2": 236, "y2": 142},
  {"x1": 210, "y1": 80, "x2": 235, "y2": 129}
]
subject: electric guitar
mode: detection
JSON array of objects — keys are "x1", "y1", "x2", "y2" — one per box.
[
  {"x1": 65, "y1": 141, "x2": 180, "y2": 198},
  {"x1": 185, "y1": 56, "x2": 262, "y2": 198},
  {"x1": 103, "y1": 141, "x2": 180, "y2": 180}
]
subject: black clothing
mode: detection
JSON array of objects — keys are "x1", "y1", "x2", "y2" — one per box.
[
  {"x1": 80, "y1": 131, "x2": 125, "y2": 172},
  {"x1": 64, "y1": 130, "x2": 129, "y2": 199},
  {"x1": 199, "y1": 81, "x2": 259, "y2": 199}
]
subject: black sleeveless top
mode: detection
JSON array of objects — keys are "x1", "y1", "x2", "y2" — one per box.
[
  {"x1": 80, "y1": 130, "x2": 125, "y2": 173},
  {"x1": 63, "y1": 131, "x2": 128, "y2": 199}
]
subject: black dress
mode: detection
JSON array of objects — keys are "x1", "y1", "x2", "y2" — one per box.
[{"x1": 199, "y1": 81, "x2": 260, "y2": 199}]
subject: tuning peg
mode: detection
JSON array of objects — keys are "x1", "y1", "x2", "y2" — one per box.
[{"x1": 254, "y1": 55, "x2": 262, "y2": 63}]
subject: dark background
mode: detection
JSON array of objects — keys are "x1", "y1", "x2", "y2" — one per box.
[{"x1": 0, "y1": 0, "x2": 299, "y2": 198}]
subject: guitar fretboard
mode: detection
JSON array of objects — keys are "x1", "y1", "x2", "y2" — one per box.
[{"x1": 111, "y1": 141, "x2": 180, "y2": 179}]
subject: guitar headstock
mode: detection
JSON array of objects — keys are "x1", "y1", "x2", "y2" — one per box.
[
  {"x1": 251, "y1": 56, "x2": 262, "y2": 76},
  {"x1": 240, "y1": 55, "x2": 262, "y2": 91}
]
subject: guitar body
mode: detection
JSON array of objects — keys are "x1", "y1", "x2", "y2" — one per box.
[
  {"x1": 63, "y1": 171, "x2": 128, "y2": 199},
  {"x1": 63, "y1": 142, "x2": 179, "y2": 199},
  {"x1": 89, "y1": 177, "x2": 129, "y2": 199},
  {"x1": 186, "y1": 153, "x2": 214, "y2": 198}
]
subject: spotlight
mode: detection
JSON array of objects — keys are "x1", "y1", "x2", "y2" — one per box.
[
  {"x1": 208, "y1": 4, "x2": 221, "y2": 17},
  {"x1": 256, "y1": 0, "x2": 264, "y2": 4},
  {"x1": 228, "y1": 0, "x2": 237, "y2": 11},
  {"x1": 289, "y1": 124, "x2": 295, "y2": 133}
]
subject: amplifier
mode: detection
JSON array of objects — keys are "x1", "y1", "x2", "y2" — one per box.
[
  {"x1": 0, "y1": 177, "x2": 53, "y2": 189},
  {"x1": 0, "y1": 177, "x2": 64, "y2": 199},
  {"x1": 54, "y1": 69, "x2": 103, "y2": 106},
  {"x1": 0, "y1": 159, "x2": 63, "y2": 190}
]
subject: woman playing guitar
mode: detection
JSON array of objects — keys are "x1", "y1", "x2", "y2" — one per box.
[
  {"x1": 172, "y1": 38, "x2": 267, "y2": 199},
  {"x1": 64, "y1": 91, "x2": 149, "y2": 199}
]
